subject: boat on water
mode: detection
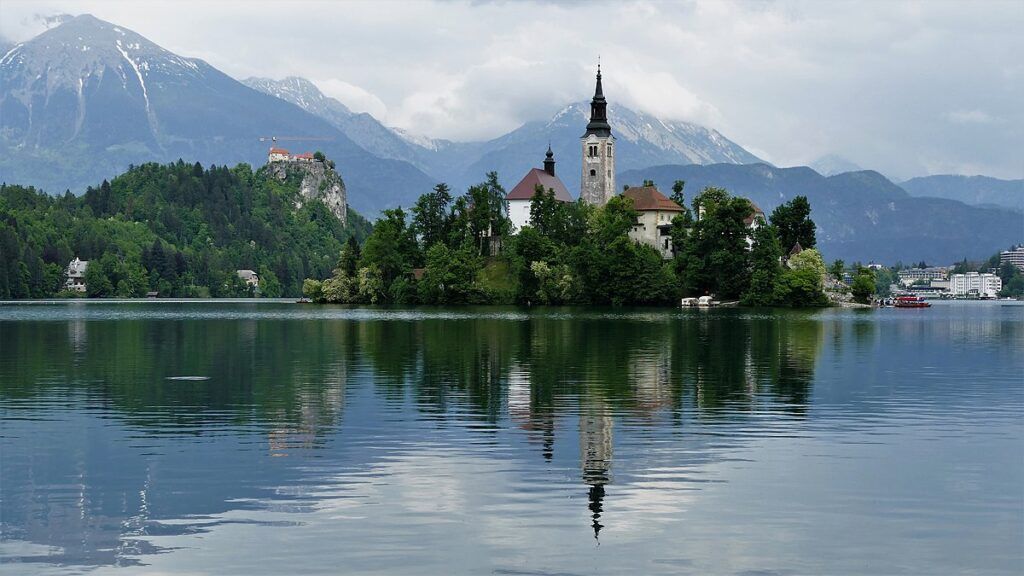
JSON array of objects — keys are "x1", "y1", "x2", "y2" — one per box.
[{"x1": 894, "y1": 295, "x2": 931, "y2": 308}]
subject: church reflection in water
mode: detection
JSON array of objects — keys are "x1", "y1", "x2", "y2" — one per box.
[
  {"x1": 0, "y1": 306, "x2": 825, "y2": 566},
  {"x1": 580, "y1": 400, "x2": 613, "y2": 540}
]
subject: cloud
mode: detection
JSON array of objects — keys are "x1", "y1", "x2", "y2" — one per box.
[
  {"x1": 946, "y1": 109, "x2": 995, "y2": 125},
  {"x1": 316, "y1": 78, "x2": 388, "y2": 119},
  {"x1": 0, "y1": 0, "x2": 1021, "y2": 178}
]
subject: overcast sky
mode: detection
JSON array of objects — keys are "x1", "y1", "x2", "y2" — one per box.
[{"x1": 2, "y1": 0, "x2": 1021, "y2": 179}]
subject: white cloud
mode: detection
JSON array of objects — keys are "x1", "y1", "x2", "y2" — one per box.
[
  {"x1": 946, "y1": 109, "x2": 995, "y2": 125},
  {"x1": 316, "y1": 78, "x2": 388, "y2": 119},
  {"x1": 0, "y1": 0, "x2": 1021, "y2": 178}
]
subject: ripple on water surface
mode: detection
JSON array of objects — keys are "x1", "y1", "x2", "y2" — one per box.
[{"x1": 0, "y1": 301, "x2": 1021, "y2": 574}]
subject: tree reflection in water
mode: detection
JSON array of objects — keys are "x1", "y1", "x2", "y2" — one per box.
[{"x1": 0, "y1": 305, "x2": 823, "y2": 567}]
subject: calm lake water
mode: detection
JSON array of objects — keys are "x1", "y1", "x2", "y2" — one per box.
[{"x1": 1, "y1": 301, "x2": 1022, "y2": 575}]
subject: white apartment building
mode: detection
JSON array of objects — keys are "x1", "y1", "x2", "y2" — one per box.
[
  {"x1": 948, "y1": 272, "x2": 1002, "y2": 298},
  {"x1": 897, "y1": 267, "x2": 950, "y2": 287},
  {"x1": 1000, "y1": 246, "x2": 1024, "y2": 272}
]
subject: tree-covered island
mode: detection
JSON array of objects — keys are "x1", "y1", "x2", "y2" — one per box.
[{"x1": 303, "y1": 174, "x2": 833, "y2": 307}]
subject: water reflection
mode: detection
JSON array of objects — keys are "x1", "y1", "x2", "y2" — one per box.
[{"x1": 1, "y1": 302, "x2": 1021, "y2": 574}]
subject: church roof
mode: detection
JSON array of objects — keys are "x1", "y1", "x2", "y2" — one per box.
[
  {"x1": 507, "y1": 169, "x2": 573, "y2": 202},
  {"x1": 269, "y1": 147, "x2": 290, "y2": 155},
  {"x1": 583, "y1": 65, "x2": 612, "y2": 138},
  {"x1": 622, "y1": 186, "x2": 683, "y2": 212}
]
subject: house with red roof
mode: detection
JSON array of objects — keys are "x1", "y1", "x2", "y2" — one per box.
[
  {"x1": 268, "y1": 147, "x2": 291, "y2": 163},
  {"x1": 267, "y1": 148, "x2": 317, "y2": 164},
  {"x1": 506, "y1": 146, "x2": 574, "y2": 232},
  {"x1": 622, "y1": 185, "x2": 684, "y2": 258}
]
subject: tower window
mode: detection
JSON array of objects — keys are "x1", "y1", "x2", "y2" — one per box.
[
  {"x1": 607, "y1": 144, "x2": 613, "y2": 156},
  {"x1": 590, "y1": 169, "x2": 596, "y2": 177}
]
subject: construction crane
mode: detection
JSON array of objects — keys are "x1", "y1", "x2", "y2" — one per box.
[{"x1": 259, "y1": 136, "x2": 334, "y2": 145}]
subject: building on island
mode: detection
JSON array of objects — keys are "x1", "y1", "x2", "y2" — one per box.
[
  {"x1": 64, "y1": 258, "x2": 89, "y2": 292},
  {"x1": 1000, "y1": 245, "x2": 1024, "y2": 272},
  {"x1": 745, "y1": 201, "x2": 767, "y2": 249},
  {"x1": 949, "y1": 272, "x2": 1001, "y2": 298},
  {"x1": 622, "y1": 185, "x2": 684, "y2": 258},
  {"x1": 236, "y1": 269, "x2": 260, "y2": 288},
  {"x1": 506, "y1": 146, "x2": 573, "y2": 232},
  {"x1": 580, "y1": 65, "x2": 615, "y2": 206}
]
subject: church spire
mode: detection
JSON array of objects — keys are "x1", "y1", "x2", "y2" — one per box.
[
  {"x1": 544, "y1": 143, "x2": 556, "y2": 176},
  {"x1": 584, "y1": 61, "x2": 611, "y2": 137}
]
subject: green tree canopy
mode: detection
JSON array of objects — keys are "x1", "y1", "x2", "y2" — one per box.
[{"x1": 770, "y1": 195, "x2": 817, "y2": 252}]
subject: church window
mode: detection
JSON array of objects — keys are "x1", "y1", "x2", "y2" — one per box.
[
  {"x1": 590, "y1": 169, "x2": 596, "y2": 177},
  {"x1": 607, "y1": 144, "x2": 613, "y2": 156}
]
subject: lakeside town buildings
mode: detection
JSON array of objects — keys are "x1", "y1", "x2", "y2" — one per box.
[
  {"x1": 948, "y1": 272, "x2": 1002, "y2": 298},
  {"x1": 1000, "y1": 246, "x2": 1024, "y2": 272}
]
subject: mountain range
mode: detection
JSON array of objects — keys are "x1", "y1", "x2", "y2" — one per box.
[
  {"x1": 900, "y1": 175, "x2": 1024, "y2": 213},
  {"x1": 0, "y1": 15, "x2": 433, "y2": 216},
  {"x1": 241, "y1": 76, "x2": 763, "y2": 194},
  {"x1": 1, "y1": 14, "x2": 1019, "y2": 263},
  {"x1": 620, "y1": 164, "x2": 1021, "y2": 264}
]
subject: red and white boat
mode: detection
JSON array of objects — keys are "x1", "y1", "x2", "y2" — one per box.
[{"x1": 894, "y1": 295, "x2": 931, "y2": 308}]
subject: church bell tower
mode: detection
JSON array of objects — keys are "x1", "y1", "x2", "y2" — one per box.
[{"x1": 581, "y1": 63, "x2": 615, "y2": 205}]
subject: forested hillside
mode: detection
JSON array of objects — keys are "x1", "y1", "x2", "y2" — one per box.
[{"x1": 0, "y1": 161, "x2": 369, "y2": 299}]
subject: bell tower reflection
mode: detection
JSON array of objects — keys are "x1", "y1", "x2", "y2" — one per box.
[{"x1": 580, "y1": 400, "x2": 612, "y2": 540}]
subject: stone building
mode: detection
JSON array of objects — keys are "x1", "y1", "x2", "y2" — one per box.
[
  {"x1": 506, "y1": 146, "x2": 573, "y2": 232},
  {"x1": 580, "y1": 65, "x2": 615, "y2": 206},
  {"x1": 622, "y1": 185, "x2": 684, "y2": 258}
]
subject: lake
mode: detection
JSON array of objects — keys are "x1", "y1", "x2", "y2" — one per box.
[{"x1": 1, "y1": 301, "x2": 1022, "y2": 575}]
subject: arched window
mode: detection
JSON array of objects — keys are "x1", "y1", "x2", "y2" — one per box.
[
  {"x1": 607, "y1": 144, "x2": 613, "y2": 156},
  {"x1": 590, "y1": 169, "x2": 596, "y2": 177}
]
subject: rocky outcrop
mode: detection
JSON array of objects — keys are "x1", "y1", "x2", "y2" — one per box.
[{"x1": 267, "y1": 159, "x2": 347, "y2": 225}]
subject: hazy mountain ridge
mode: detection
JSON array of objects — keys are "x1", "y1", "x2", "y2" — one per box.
[
  {"x1": 810, "y1": 154, "x2": 863, "y2": 176},
  {"x1": 900, "y1": 175, "x2": 1024, "y2": 212},
  {"x1": 620, "y1": 163, "x2": 1021, "y2": 264}
]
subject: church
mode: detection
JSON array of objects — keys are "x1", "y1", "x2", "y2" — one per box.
[
  {"x1": 506, "y1": 64, "x2": 621, "y2": 231},
  {"x1": 506, "y1": 64, "x2": 685, "y2": 258}
]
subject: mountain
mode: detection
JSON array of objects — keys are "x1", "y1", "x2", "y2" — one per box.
[
  {"x1": 449, "y1": 103, "x2": 765, "y2": 195},
  {"x1": 620, "y1": 163, "x2": 1022, "y2": 264},
  {"x1": 241, "y1": 76, "x2": 439, "y2": 175},
  {"x1": 0, "y1": 14, "x2": 435, "y2": 215},
  {"x1": 244, "y1": 76, "x2": 763, "y2": 195},
  {"x1": 900, "y1": 175, "x2": 1024, "y2": 212},
  {"x1": 810, "y1": 154, "x2": 862, "y2": 176}
]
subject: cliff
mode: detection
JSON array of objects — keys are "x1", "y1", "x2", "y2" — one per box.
[{"x1": 267, "y1": 159, "x2": 347, "y2": 225}]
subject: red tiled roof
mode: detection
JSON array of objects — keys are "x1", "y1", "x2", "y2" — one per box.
[
  {"x1": 506, "y1": 169, "x2": 573, "y2": 202},
  {"x1": 293, "y1": 152, "x2": 315, "y2": 159},
  {"x1": 743, "y1": 199, "x2": 765, "y2": 226},
  {"x1": 622, "y1": 186, "x2": 683, "y2": 212},
  {"x1": 269, "y1": 147, "x2": 290, "y2": 155}
]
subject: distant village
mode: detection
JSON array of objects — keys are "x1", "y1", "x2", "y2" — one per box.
[{"x1": 885, "y1": 246, "x2": 1022, "y2": 299}]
